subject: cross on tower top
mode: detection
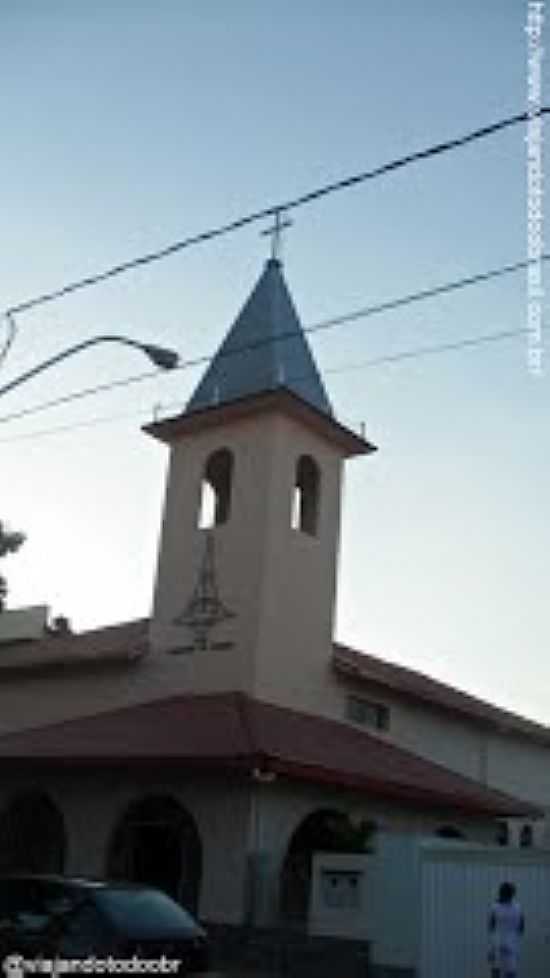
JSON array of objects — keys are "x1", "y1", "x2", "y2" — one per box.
[{"x1": 261, "y1": 209, "x2": 293, "y2": 262}]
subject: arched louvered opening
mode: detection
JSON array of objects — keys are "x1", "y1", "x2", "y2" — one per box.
[
  {"x1": 198, "y1": 448, "x2": 234, "y2": 529},
  {"x1": 291, "y1": 454, "x2": 320, "y2": 536}
]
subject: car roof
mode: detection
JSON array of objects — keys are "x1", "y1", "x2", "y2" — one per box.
[{"x1": 0, "y1": 874, "x2": 147, "y2": 891}]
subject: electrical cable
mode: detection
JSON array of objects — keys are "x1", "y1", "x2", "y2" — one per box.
[
  {"x1": 3, "y1": 109, "x2": 546, "y2": 321},
  {"x1": 0, "y1": 253, "x2": 546, "y2": 426}
]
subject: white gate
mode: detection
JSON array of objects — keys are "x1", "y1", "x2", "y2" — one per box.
[{"x1": 419, "y1": 844, "x2": 550, "y2": 978}]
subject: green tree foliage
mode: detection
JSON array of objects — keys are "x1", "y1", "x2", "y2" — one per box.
[{"x1": 0, "y1": 521, "x2": 25, "y2": 611}]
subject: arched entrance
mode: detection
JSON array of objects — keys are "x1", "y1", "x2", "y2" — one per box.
[
  {"x1": 279, "y1": 808, "x2": 374, "y2": 923},
  {"x1": 0, "y1": 790, "x2": 66, "y2": 873},
  {"x1": 107, "y1": 795, "x2": 202, "y2": 912}
]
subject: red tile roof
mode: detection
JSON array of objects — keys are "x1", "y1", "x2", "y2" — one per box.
[
  {"x1": 0, "y1": 691, "x2": 537, "y2": 817},
  {"x1": 333, "y1": 643, "x2": 550, "y2": 745}
]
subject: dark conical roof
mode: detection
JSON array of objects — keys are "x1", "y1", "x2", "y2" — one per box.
[{"x1": 186, "y1": 259, "x2": 333, "y2": 417}]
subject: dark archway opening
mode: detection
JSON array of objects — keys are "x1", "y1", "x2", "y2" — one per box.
[
  {"x1": 198, "y1": 448, "x2": 234, "y2": 528},
  {"x1": 520, "y1": 823, "x2": 533, "y2": 848},
  {"x1": 496, "y1": 821, "x2": 510, "y2": 846},
  {"x1": 0, "y1": 790, "x2": 66, "y2": 873},
  {"x1": 435, "y1": 825, "x2": 466, "y2": 840},
  {"x1": 292, "y1": 455, "x2": 320, "y2": 536},
  {"x1": 279, "y1": 809, "x2": 374, "y2": 924},
  {"x1": 107, "y1": 796, "x2": 202, "y2": 912}
]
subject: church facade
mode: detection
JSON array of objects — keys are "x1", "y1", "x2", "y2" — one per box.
[{"x1": 0, "y1": 258, "x2": 547, "y2": 970}]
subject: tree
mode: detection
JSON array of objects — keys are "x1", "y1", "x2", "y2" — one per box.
[{"x1": 0, "y1": 521, "x2": 25, "y2": 612}]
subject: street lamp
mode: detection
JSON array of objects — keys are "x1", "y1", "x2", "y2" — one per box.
[{"x1": 0, "y1": 334, "x2": 179, "y2": 398}]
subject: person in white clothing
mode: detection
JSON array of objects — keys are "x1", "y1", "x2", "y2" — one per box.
[{"x1": 488, "y1": 881, "x2": 525, "y2": 978}]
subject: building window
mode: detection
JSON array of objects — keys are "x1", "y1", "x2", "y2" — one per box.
[
  {"x1": 496, "y1": 821, "x2": 509, "y2": 847},
  {"x1": 291, "y1": 455, "x2": 320, "y2": 536},
  {"x1": 519, "y1": 823, "x2": 533, "y2": 848},
  {"x1": 198, "y1": 449, "x2": 233, "y2": 529},
  {"x1": 346, "y1": 695, "x2": 390, "y2": 732}
]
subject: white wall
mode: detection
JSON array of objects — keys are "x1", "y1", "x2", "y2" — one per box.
[{"x1": 309, "y1": 833, "x2": 550, "y2": 974}]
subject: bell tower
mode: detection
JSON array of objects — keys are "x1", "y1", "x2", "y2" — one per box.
[{"x1": 146, "y1": 257, "x2": 375, "y2": 713}]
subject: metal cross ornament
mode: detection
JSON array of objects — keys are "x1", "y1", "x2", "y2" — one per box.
[{"x1": 261, "y1": 209, "x2": 293, "y2": 261}]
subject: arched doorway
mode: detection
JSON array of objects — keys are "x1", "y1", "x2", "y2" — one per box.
[
  {"x1": 0, "y1": 790, "x2": 66, "y2": 873},
  {"x1": 106, "y1": 795, "x2": 202, "y2": 912},
  {"x1": 279, "y1": 809, "x2": 374, "y2": 924}
]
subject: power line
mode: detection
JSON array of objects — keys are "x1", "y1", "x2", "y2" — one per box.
[
  {"x1": 0, "y1": 408, "x2": 151, "y2": 443},
  {"x1": 324, "y1": 324, "x2": 549, "y2": 373},
  {"x1": 4, "y1": 109, "x2": 546, "y2": 320},
  {"x1": 299, "y1": 255, "x2": 546, "y2": 333},
  {"x1": 1, "y1": 322, "x2": 546, "y2": 445},
  {"x1": 0, "y1": 253, "x2": 545, "y2": 427}
]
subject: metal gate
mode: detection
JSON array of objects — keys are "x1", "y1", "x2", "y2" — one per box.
[{"x1": 419, "y1": 844, "x2": 550, "y2": 978}]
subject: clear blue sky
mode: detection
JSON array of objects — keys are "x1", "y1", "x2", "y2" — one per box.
[{"x1": 1, "y1": 2, "x2": 548, "y2": 721}]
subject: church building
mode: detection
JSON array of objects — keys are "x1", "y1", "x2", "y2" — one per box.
[{"x1": 0, "y1": 254, "x2": 547, "y2": 968}]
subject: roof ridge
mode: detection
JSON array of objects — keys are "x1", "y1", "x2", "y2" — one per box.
[{"x1": 0, "y1": 689, "x2": 240, "y2": 741}]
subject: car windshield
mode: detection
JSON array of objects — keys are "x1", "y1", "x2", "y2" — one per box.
[{"x1": 93, "y1": 888, "x2": 201, "y2": 938}]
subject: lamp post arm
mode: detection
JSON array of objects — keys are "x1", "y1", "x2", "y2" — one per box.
[{"x1": 0, "y1": 334, "x2": 178, "y2": 399}]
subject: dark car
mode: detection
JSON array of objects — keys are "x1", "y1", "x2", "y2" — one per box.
[{"x1": 0, "y1": 875, "x2": 209, "y2": 974}]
